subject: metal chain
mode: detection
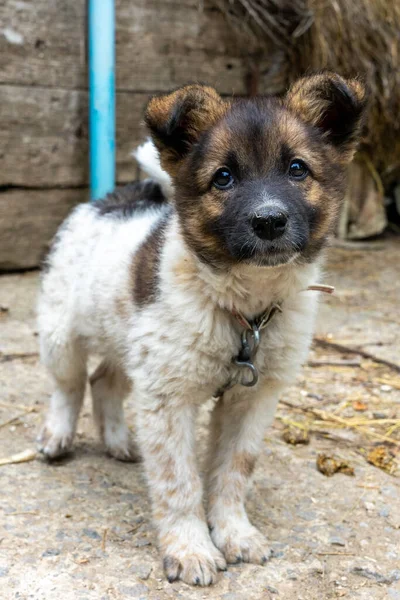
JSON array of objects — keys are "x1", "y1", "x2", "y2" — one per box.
[{"x1": 214, "y1": 303, "x2": 281, "y2": 398}]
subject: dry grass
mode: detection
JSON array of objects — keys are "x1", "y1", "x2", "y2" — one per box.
[{"x1": 277, "y1": 332, "x2": 400, "y2": 476}]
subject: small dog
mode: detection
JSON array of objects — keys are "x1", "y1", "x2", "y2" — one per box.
[{"x1": 37, "y1": 73, "x2": 365, "y2": 586}]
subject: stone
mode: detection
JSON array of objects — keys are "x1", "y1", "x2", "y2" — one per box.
[
  {"x1": 373, "y1": 411, "x2": 388, "y2": 419},
  {"x1": 352, "y1": 567, "x2": 400, "y2": 585},
  {"x1": 42, "y1": 549, "x2": 61, "y2": 557},
  {"x1": 134, "y1": 537, "x2": 151, "y2": 548},
  {"x1": 82, "y1": 528, "x2": 101, "y2": 540},
  {"x1": 129, "y1": 564, "x2": 152, "y2": 581},
  {"x1": 329, "y1": 536, "x2": 346, "y2": 547},
  {"x1": 118, "y1": 584, "x2": 149, "y2": 597},
  {"x1": 379, "y1": 506, "x2": 390, "y2": 518},
  {"x1": 363, "y1": 501, "x2": 375, "y2": 512},
  {"x1": 380, "y1": 384, "x2": 392, "y2": 392},
  {"x1": 266, "y1": 586, "x2": 279, "y2": 595}
]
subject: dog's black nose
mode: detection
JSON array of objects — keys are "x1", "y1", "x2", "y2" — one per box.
[{"x1": 251, "y1": 211, "x2": 288, "y2": 241}]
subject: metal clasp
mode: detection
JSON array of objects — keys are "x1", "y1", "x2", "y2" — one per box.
[
  {"x1": 233, "y1": 324, "x2": 261, "y2": 387},
  {"x1": 214, "y1": 302, "x2": 282, "y2": 398}
]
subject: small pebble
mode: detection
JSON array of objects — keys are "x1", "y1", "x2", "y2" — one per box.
[
  {"x1": 82, "y1": 528, "x2": 101, "y2": 540},
  {"x1": 266, "y1": 585, "x2": 279, "y2": 595},
  {"x1": 129, "y1": 564, "x2": 152, "y2": 581},
  {"x1": 329, "y1": 536, "x2": 346, "y2": 547},
  {"x1": 42, "y1": 548, "x2": 60, "y2": 557},
  {"x1": 364, "y1": 501, "x2": 375, "y2": 512},
  {"x1": 380, "y1": 384, "x2": 392, "y2": 392},
  {"x1": 307, "y1": 393, "x2": 323, "y2": 401},
  {"x1": 118, "y1": 584, "x2": 149, "y2": 597},
  {"x1": 373, "y1": 411, "x2": 388, "y2": 419},
  {"x1": 379, "y1": 506, "x2": 390, "y2": 518},
  {"x1": 308, "y1": 559, "x2": 323, "y2": 574},
  {"x1": 352, "y1": 567, "x2": 400, "y2": 585},
  {"x1": 134, "y1": 537, "x2": 151, "y2": 547}
]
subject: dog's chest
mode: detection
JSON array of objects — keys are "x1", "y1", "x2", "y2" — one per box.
[{"x1": 128, "y1": 288, "x2": 317, "y2": 401}]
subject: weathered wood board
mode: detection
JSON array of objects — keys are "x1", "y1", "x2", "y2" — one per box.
[
  {"x1": 0, "y1": 189, "x2": 87, "y2": 271},
  {"x1": 0, "y1": 0, "x2": 285, "y2": 94},
  {"x1": 0, "y1": 86, "x2": 149, "y2": 187}
]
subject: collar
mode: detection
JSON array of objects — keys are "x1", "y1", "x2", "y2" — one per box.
[
  {"x1": 229, "y1": 283, "x2": 334, "y2": 331},
  {"x1": 216, "y1": 283, "x2": 335, "y2": 398}
]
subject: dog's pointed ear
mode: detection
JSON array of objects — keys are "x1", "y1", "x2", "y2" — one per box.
[
  {"x1": 285, "y1": 72, "x2": 366, "y2": 158},
  {"x1": 145, "y1": 85, "x2": 226, "y2": 175}
]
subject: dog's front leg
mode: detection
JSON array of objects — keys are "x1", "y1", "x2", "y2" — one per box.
[
  {"x1": 207, "y1": 382, "x2": 283, "y2": 565},
  {"x1": 136, "y1": 397, "x2": 226, "y2": 586}
]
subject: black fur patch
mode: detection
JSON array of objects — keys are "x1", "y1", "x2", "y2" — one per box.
[
  {"x1": 96, "y1": 180, "x2": 167, "y2": 217},
  {"x1": 132, "y1": 212, "x2": 171, "y2": 307}
]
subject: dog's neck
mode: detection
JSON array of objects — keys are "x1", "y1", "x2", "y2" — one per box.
[{"x1": 162, "y1": 214, "x2": 323, "y2": 320}]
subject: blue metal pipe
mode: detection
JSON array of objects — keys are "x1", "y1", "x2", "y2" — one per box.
[{"x1": 89, "y1": 0, "x2": 116, "y2": 200}]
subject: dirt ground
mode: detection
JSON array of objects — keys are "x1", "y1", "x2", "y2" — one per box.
[{"x1": 1, "y1": 235, "x2": 400, "y2": 600}]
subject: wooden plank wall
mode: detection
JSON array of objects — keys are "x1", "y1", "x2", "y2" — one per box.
[{"x1": 0, "y1": 0, "x2": 286, "y2": 269}]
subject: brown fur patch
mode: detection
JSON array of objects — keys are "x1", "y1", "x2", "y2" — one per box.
[
  {"x1": 140, "y1": 345, "x2": 150, "y2": 360},
  {"x1": 145, "y1": 85, "x2": 228, "y2": 177},
  {"x1": 132, "y1": 215, "x2": 169, "y2": 307},
  {"x1": 232, "y1": 452, "x2": 257, "y2": 479},
  {"x1": 89, "y1": 360, "x2": 110, "y2": 386},
  {"x1": 115, "y1": 295, "x2": 130, "y2": 319},
  {"x1": 285, "y1": 72, "x2": 366, "y2": 157},
  {"x1": 161, "y1": 457, "x2": 176, "y2": 483}
]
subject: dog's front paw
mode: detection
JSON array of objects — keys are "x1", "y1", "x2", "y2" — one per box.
[
  {"x1": 161, "y1": 524, "x2": 226, "y2": 586},
  {"x1": 210, "y1": 519, "x2": 271, "y2": 565},
  {"x1": 37, "y1": 424, "x2": 73, "y2": 460},
  {"x1": 106, "y1": 435, "x2": 141, "y2": 462}
]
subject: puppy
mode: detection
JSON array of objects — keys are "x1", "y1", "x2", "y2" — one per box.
[{"x1": 37, "y1": 73, "x2": 365, "y2": 586}]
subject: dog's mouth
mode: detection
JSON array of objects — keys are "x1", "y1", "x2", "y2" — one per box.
[
  {"x1": 254, "y1": 248, "x2": 300, "y2": 267},
  {"x1": 238, "y1": 239, "x2": 303, "y2": 267}
]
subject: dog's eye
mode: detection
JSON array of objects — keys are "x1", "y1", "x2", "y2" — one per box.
[
  {"x1": 288, "y1": 159, "x2": 309, "y2": 180},
  {"x1": 213, "y1": 168, "x2": 234, "y2": 190}
]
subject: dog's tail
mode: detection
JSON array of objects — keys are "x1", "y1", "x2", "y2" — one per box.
[{"x1": 133, "y1": 139, "x2": 173, "y2": 199}]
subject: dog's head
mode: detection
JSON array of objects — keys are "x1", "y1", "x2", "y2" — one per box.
[{"x1": 145, "y1": 73, "x2": 366, "y2": 268}]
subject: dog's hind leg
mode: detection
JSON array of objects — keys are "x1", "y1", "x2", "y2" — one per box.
[
  {"x1": 90, "y1": 360, "x2": 140, "y2": 462},
  {"x1": 38, "y1": 333, "x2": 87, "y2": 460}
]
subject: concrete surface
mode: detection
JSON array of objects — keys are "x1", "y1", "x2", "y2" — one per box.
[{"x1": 1, "y1": 235, "x2": 400, "y2": 600}]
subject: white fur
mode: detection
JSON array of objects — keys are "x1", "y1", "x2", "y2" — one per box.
[
  {"x1": 37, "y1": 150, "x2": 322, "y2": 585},
  {"x1": 133, "y1": 139, "x2": 173, "y2": 199}
]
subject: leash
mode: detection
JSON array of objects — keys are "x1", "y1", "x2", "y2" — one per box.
[{"x1": 214, "y1": 283, "x2": 335, "y2": 399}]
